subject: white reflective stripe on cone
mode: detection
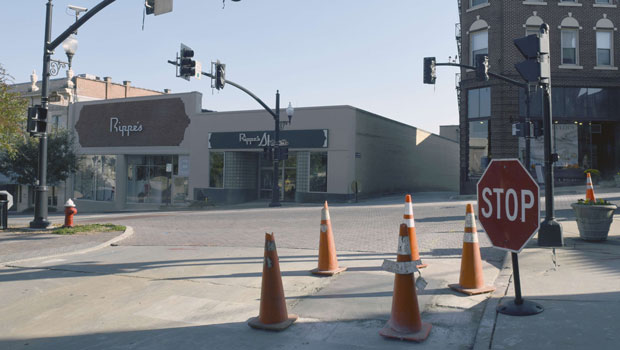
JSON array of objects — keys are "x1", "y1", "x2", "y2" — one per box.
[
  {"x1": 403, "y1": 218, "x2": 415, "y2": 228},
  {"x1": 465, "y1": 214, "x2": 475, "y2": 229},
  {"x1": 321, "y1": 208, "x2": 330, "y2": 221},
  {"x1": 463, "y1": 232, "x2": 479, "y2": 243}
]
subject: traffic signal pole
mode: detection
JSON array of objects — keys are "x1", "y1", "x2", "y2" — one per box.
[
  {"x1": 538, "y1": 80, "x2": 563, "y2": 246},
  {"x1": 167, "y1": 60, "x2": 285, "y2": 206},
  {"x1": 430, "y1": 23, "x2": 563, "y2": 247},
  {"x1": 31, "y1": 0, "x2": 117, "y2": 229}
]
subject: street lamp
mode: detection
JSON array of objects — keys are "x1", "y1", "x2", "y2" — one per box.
[
  {"x1": 286, "y1": 102, "x2": 294, "y2": 123},
  {"x1": 62, "y1": 34, "x2": 78, "y2": 69},
  {"x1": 269, "y1": 92, "x2": 293, "y2": 207}
]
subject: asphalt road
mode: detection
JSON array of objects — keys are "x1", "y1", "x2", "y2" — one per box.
[{"x1": 8, "y1": 188, "x2": 620, "y2": 266}]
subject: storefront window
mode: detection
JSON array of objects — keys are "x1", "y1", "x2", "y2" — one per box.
[
  {"x1": 127, "y1": 155, "x2": 181, "y2": 204},
  {"x1": 520, "y1": 87, "x2": 618, "y2": 121},
  {"x1": 209, "y1": 152, "x2": 224, "y2": 188},
  {"x1": 309, "y1": 152, "x2": 327, "y2": 192},
  {"x1": 468, "y1": 121, "x2": 489, "y2": 177},
  {"x1": 74, "y1": 155, "x2": 116, "y2": 201}
]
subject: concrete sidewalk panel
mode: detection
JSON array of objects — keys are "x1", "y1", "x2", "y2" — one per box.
[{"x1": 491, "y1": 297, "x2": 619, "y2": 350}]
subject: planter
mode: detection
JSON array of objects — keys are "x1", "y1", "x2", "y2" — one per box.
[
  {"x1": 571, "y1": 203, "x2": 617, "y2": 241},
  {"x1": 615, "y1": 175, "x2": 620, "y2": 187}
]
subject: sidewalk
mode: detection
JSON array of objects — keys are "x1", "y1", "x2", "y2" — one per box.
[{"x1": 474, "y1": 216, "x2": 620, "y2": 350}]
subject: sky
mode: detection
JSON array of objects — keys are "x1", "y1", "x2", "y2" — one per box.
[{"x1": 0, "y1": 0, "x2": 460, "y2": 135}]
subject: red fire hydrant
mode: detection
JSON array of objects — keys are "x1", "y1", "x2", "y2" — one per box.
[{"x1": 63, "y1": 199, "x2": 77, "y2": 228}]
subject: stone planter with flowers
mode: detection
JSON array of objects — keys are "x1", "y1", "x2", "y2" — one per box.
[{"x1": 571, "y1": 199, "x2": 617, "y2": 241}]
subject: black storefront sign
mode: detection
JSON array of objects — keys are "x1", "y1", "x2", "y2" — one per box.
[
  {"x1": 208, "y1": 129, "x2": 328, "y2": 149},
  {"x1": 76, "y1": 98, "x2": 190, "y2": 147}
]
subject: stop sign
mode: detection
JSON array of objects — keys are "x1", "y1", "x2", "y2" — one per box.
[{"x1": 477, "y1": 159, "x2": 540, "y2": 253}]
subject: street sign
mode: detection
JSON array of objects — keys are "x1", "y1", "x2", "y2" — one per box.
[{"x1": 477, "y1": 159, "x2": 540, "y2": 253}]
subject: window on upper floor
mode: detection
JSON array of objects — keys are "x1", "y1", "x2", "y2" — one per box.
[
  {"x1": 595, "y1": 0, "x2": 611, "y2": 4},
  {"x1": 596, "y1": 31, "x2": 612, "y2": 66},
  {"x1": 560, "y1": 0, "x2": 577, "y2": 3},
  {"x1": 561, "y1": 29, "x2": 578, "y2": 65},
  {"x1": 595, "y1": 16, "x2": 615, "y2": 68},
  {"x1": 471, "y1": 30, "x2": 488, "y2": 66},
  {"x1": 525, "y1": 13, "x2": 544, "y2": 36},
  {"x1": 471, "y1": 0, "x2": 489, "y2": 7},
  {"x1": 559, "y1": 15, "x2": 580, "y2": 67},
  {"x1": 468, "y1": 87, "x2": 491, "y2": 119}
]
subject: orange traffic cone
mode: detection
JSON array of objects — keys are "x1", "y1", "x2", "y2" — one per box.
[
  {"x1": 586, "y1": 173, "x2": 596, "y2": 202},
  {"x1": 312, "y1": 201, "x2": 347, "y2": 276},
  {"x1": 449, "y1": 204, "x2": 495, "y2": 296},
  {"x1": 403, "y1": 194, "x2": 427, "y2": 269},
  {"x1": 248, "y1": 233, "x2": 298, "y2": 331},
  {"x1": 379, "y1": 223, "x2": 432, "y2": 342}
]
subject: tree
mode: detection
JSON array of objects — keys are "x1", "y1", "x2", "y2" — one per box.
[
  {"x1": 0, "y1": 129, "x2": 79, "y2": 186},
  {"x1": 0, "y1": 64, "x2": 27, "y2": 155}
]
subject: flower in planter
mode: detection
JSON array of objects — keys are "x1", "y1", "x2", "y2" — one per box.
[{"x1": 575, "y1": 198, "x2": 612, "y2": 205}]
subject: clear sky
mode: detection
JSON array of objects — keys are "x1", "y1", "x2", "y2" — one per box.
[{"x1": 0, "y1": 0, "x2": 459, "y2": 134}]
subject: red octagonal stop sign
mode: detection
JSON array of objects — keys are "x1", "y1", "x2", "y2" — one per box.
[{"x1": 477, "y1": 159, "x2": 540, "y2": 253}]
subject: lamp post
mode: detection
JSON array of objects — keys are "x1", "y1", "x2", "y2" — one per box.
[
  {"x1": 31, "y1": 4, "x2": 79, "y2": 228},
  {"x1": 31, "y1": 0, "x2": 118, "y2": 228},
  {"x1": 269, "y1": 92, "x2": 294, "y2": 207}
]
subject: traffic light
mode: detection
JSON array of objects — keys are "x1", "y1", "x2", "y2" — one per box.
[
  {"x1": 263, "y1": 146, "x2": 273, "y2": 162},
  {"x1": 26, "y1": 105, "x2": 47, "y2": 136},
  {"x1": 178, "y1": 43, "x2": 196, "y2": 81},
  {"x1": 532, "y1": 120, "x2": 543, "y2": 137},
  {"x1": 423, "y1": 57, "x2": 436, "y2": 84},
  {"x1": 475, "y1": 54, "x2": 489, "y2": 81},
  {"x1": 511, "y1": 121, "x2": 531, "y2": 137},
  {"x1": 513, "y1": 24, "x2": 550, "y2": 83},
  {"x1": 145, "y1": 0, "x2": 173, "y2": 16},
  {"x1": 279, "y1": 146, "x2": 289, "y2": 160},
  {"x1": 215, "y1": 61, "x2": 226, "y2": 90}
]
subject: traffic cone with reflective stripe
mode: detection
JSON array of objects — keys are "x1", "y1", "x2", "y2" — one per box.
[
  {"x1": 403, "y1": 194, "x2": 427, "y2": 269},
  {"x1": 311, "y1": 201, "x2": 347, "y2": 276},
  {"x1": 248, "y1": 233, "x2": 298, "y2": 331},
  {"x1": 379, "y1": 223, "x2": 432, "y2": 342},
  {"x1": 586, "y1": 173, "x2": 596, "y2": 202},
  {"x1": 449, "y1": 204, "x2": 495, "y2": 296}
]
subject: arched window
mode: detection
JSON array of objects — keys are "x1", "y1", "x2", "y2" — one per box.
[
  {"x1": 524, "y1": 12, "x2": 544, "y2": 36},
  {"x1": 559, "y1": 14, "x2": 581, "y2": 66},
  {"x1": 469, "y1": 17, "x2": 489, "y2": 66},
  {"x1": 595, "y1": 15, "x2": 616, "y2": 67}
]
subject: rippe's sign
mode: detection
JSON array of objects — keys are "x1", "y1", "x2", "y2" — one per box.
[
  {"x1": 75, "y1": 98, "x2": 190, "y2": 147},
  {"x1": 208, "y1": 129, "x2": 328, "y2": 149}
]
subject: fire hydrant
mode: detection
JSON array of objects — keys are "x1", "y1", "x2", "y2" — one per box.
[{"x1": 63, "y1": 199, "x2": 77, "y2": 228}]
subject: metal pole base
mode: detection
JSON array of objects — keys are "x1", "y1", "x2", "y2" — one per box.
[
  {"x1": 29, "y1": 218, "x2": 51, "y2": 229},
  {"x1": 497, "y1": 299, "x2": 543, "y2": 316},
  {"x1": 538, "y1": 219, "x2": 563, "y2": 247}
]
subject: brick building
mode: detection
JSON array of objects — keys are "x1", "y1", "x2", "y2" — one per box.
[{"x1": 458, "y1": 0, "x2": 620, "y2": 193}]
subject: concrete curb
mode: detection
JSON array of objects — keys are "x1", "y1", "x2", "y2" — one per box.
[
  {"x1": 2, "y1": 226, "x2": 134, "y2": 266},
  {"x1": 472, "y1": 251, "x2": 513, "y2": 350}
]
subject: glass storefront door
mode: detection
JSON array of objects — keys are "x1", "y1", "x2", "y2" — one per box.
[{"x1": 259, "y1": 151, "x2": 297, "y2": 201}]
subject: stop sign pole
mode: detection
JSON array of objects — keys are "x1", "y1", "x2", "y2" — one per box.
[{"x1": 477, "y1": 159, "x2": 544, "y2": 316}]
